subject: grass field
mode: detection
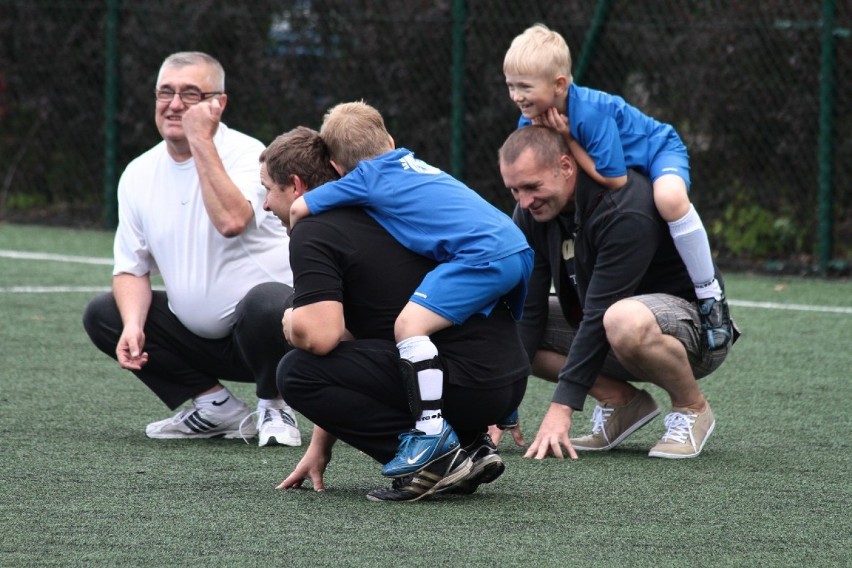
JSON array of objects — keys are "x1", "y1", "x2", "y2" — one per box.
[{"x1": 1, "y1": 222, "x2": 850, "y2": 567}]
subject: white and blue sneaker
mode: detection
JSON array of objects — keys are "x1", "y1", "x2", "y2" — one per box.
[
  {"x1": 381, "y1": 421, "x2": 461, "y2": 478},
  {"x1": 145, "y1": 400, "x2": 256, "y2": 440}
]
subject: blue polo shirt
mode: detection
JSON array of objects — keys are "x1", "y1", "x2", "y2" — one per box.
[
  {"x1": 303, "y1": 147, "x2": 530, "y2": 265},
  {"x1": 518, "y1": 83, "x2": 688, "y2": 179}
]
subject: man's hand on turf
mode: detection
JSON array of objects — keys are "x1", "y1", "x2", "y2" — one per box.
[
  {"x1": 277, "y1": 426, "x2": 335, "y2": 492},
  {"x1": 277, "y1": 444, "x2": 330, "y2": 492},
  {"x1": 524, "y1": 402, "x2": 578, "y2": 460}
]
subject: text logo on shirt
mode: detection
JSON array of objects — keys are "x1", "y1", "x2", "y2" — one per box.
[{"x1": 399, "y1": 153, "x2": 441, "y2": 175}]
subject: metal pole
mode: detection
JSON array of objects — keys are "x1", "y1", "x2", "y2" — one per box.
[
  {"x1": 450, "y1": 0, "x2": 466, "y2": 180},
  {"x1": 817, "y1": 0, "x2": 836, "y2": 274},
  {"x1": 103, "y1": 0, "x2": 120, "y2": 228},
  {"x1": 574, "y1": 0, "x2": 614, "y2": 84}
]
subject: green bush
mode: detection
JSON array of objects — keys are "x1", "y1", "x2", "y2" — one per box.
[{"x1": 712, "y1": 194, "x2": 806, "y2": 260}]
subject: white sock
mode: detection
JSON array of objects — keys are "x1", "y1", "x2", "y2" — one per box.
[
  {"x1": 668, "y1": 205, "x2": 723, "y2": 300},
  {"x1": 397, "y1": 336, "x2": 444, "y2": 435},
  {"x1": 257, "y1": 398, "x2": 286, "y2": 410},
  {"x1": 194, "y1": 387, "x2": 241, "y2": 414}
]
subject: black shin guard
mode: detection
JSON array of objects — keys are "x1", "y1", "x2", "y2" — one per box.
[{"x1": 398, "y1": 356, "x2": 442, "y2": 420}]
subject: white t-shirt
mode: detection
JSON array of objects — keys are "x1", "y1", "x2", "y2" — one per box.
[{"x1": 113, "y1": 123, "x2": 291, "y2": 339}]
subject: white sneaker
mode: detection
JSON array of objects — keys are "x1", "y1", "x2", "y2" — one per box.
[
  {"x1": 252, "y1": 406, "x2": 302, "y2": 447},
  {"x1": 145, "y1": 400, "x2": 256, "y2": 439}
]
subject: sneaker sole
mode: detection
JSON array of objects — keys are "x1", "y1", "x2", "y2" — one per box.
[
  {"x1": 259, "y1": 434, "x2": 302, "y2": 447},
  {"x1": 367, "y1": 450, "x2": 473, "y2": 503},
  {"x1": 571, "y1": 407, "x2": 661, "y2": 451},
  {"x1": 648, "y1": 420, "x2": 716, "y2": 459},
  {"x1": 146, "y1": 429, "x2": 252, "y2": 440},
  {"x1": 439, "y1": 455, "x2": 505, "y2": 495}
]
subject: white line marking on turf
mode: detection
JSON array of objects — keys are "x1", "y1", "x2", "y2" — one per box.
[
  {"x1": 0, "y1": 286, "x2": 111, "y2": 293},
  {"x1": 728, "y1": 299, "x2": 852, "y2": 315},
  {"x1": 2, "y1": 249, "x2": 849, "y2": 314},
  {"x1": 0, "y1": 249, "x2": 113, "y2": 265}
]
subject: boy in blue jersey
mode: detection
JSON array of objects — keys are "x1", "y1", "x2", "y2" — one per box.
[
  {"x1": 503, "y1": 24, "x2": 732, "y2": 352},
  {"x1": 289, "y1": 101, "x2": 533, "y2": 478}
]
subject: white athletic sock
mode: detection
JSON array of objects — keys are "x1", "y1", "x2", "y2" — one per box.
[
  {"x1": 668, "y1": 205, "x2": 723, "y2": 300},
  {"x1": 257, "y1": 397, "x2": 285, "y2": 410},
  {"x1": 194, "y1": 387, "x2": 242, "y2": 414},
  {"x1": 397, "y1": 336, "x2": 444, "y2": 435}
]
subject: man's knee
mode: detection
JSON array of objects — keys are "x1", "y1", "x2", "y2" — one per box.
[
  {"x1": 238, "y1": 282, "x2": 292, "y2": 318},
  {"x1": 82, "y1": 292, "x2": 121, "y2": 346},
  {"x1": 276, "y1": 349, "x2": 314, "y2": 406},
  {"x1": 603, "y1": 299, "x2": 657, "y2": 354},
  {"x1": 531, "y1": 349, "x2": 563, "y2": 381}
]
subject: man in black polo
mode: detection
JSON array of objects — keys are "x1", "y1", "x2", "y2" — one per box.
[{"x1": 259, "y1": 127, "x2": 530, "y2": 501}]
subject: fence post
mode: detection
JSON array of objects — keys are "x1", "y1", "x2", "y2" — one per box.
[
  {"x1": 450, "y1": 0, "x2": 466, "y2": 181},
  {"x1": 574, "y1": 0, "x2": 614, "y2": 84},
  {"x1": 817, "y1": 0, "x2": 836, "y2": 274},
  {"x1": 103, "y1": 0, "x2": 120, "y2": 229}
]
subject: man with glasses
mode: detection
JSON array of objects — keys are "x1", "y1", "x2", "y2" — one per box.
[{"x1": 83, "y1": 52, "x2": 300, "y2": 448}]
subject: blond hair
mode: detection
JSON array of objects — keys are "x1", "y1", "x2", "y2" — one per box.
[
  {"x1": 503, "y1": 24, "x2": 572, "y2": 82},
  {"x1": 320, "y1": 101, "x2": 393, "y2": 174}
]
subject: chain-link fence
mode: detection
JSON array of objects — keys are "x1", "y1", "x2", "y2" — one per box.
[{"x1": 1, "y1": 0, "x2": 849, "y2": 271}]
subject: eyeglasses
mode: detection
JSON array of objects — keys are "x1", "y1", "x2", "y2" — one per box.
[{"x1": 155, "y1": 89, "x2": 223, "y2": 105}]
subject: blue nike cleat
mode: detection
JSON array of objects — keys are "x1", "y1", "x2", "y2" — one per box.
[{"x1": 381, "y1": 421, "x2": 461, "y2": 478}]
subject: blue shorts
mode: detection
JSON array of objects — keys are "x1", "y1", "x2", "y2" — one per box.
[
  {"x1": 409, "y1": 248, "x2": 534, "y2": 325},
  {"x1": 649, "y1": 152, "x2": 691, "y2": 190}
]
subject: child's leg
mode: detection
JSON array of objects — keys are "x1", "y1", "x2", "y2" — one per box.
[
  {"x1": 653, "y1": 175, "x2": 722, "y2": 300},
  {"x1": 395, "y1": 302, "x2": 452, "y2": 435}
]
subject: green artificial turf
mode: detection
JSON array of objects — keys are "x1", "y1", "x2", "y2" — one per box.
[{"x1": 1, "y1": 223, "x2": 849, "y2": 567}]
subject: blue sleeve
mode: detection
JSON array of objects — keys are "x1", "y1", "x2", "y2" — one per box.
[
  {"x1": 303, "y1": 170, "x2": 369, "y2": 215},
  {"x1": 572, "y1": 110, "x2": 627, "y2": 178}
]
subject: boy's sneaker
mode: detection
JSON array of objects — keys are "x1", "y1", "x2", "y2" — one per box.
[
  {"x1": 440, "y1": 433, "x2": 505, "y2": 495},
  {"x1": 698, "y1": 294, "x2": 733, "y2": 350},
  {"x1": 145, "y1": 400, "x2": 255, "y2": 440},
  {"x1": 496, "y1": 408, "x2": 519, "y2": 430},
  {"x1": 648, "y1": 404, "x2": 715, "y2": 459},
  {"x1": 380, "y1": 421, "x2": 461, "y2": 478},
  {"x1": 366, "y1": 447, "x2": 472, "y2": 502},
  {"x1": 257, "y1": 406, "x2": 302, "y2": 447},
  {"x1": 570, "y1": 389, "x2": 660, "y2": 451}
]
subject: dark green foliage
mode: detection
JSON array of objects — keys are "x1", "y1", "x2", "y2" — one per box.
[{"x1": 0, "y1": 0, "x2": 849, "y2": 262}]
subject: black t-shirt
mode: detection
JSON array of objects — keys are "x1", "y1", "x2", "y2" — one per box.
[{"x1": 289, "y1": 207, "x2": 530, "y2": 389}]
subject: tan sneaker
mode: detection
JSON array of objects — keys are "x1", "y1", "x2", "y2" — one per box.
[
  {"x1": 570, "y1": 389, "x2": 660, "y2": 451},
  {"x1": 648, "y1": 404, "x2": 716, "y2": 459}
]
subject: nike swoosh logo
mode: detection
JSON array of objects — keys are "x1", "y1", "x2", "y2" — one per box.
[
  {"x1": 406, "y1": 449, "x2": 429, "y2": 465},
  {"x1": 211, "y1": 396, "x2": 230, "y2": 406}
]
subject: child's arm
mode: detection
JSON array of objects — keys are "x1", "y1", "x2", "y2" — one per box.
[
  {"x1": 535, "y1": 108, "x2": 627, "y2": 190},
  {"x1": 289, "y1": 195, "x2": 312, "y2": 229}
]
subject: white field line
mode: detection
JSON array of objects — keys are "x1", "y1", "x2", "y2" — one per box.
[
  {"x1": 0, "y1": 249, "x2": 112, "y2": 265},
  {"x1": 728, "y1": 299, "x2": 852, "y2": 315},
  {"x1": 1, "y1": 286, "x2": 111, "y2": 293},
  {"x1": 0, "y1": 249, "x2": 849, "y2": 314}
]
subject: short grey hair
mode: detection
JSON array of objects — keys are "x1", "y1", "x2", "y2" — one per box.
[{"x1": 157, "y1": 51, "x2": 225, "y2": 91}]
